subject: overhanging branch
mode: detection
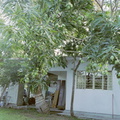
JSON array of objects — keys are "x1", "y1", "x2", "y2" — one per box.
[{"x1": 95, "y1": 0, "x2": 104, "y2": 12}]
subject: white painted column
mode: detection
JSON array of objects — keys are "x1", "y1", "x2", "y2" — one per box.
[
  {"x1": 112, "y1": 70, "x2": 120, "y2": 115},
  {"x1": 65, "y1": 69, "x2": 73, "y2": 110}
]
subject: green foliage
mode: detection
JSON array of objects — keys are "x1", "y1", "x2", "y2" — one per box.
[
  {"x1": 0, "y1": 108, "x2": 34, "y2": 120},
  {"x1": 0, "y1": 0, "x2": 120, "y2": 90},
  {"x1": 0, "y1": 108, "x2": 81, "y2": 120},
  {"x1": 83, "y1": 2, "x2": 120, "y2": 77},
  {"x1": 0, "y1": 59, "x2": 27, "y2": 86},
  {"x1": 59, "y1": 0, "x2": 93, "y2": 57},
  {"x1": 0, "y1": 0, "x2": 66, "y2": 90},
  {"x1": 0, "y1": 0, "x2": 94, "y2": 90}
]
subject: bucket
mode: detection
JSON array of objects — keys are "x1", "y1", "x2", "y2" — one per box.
[{"x1": 0, "y1": 101, "x2": 4, "y2": 107}]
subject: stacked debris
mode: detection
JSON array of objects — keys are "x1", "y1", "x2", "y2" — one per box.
[{"x1": 46, "y1": 80, "x2": 66, "y2": 110}]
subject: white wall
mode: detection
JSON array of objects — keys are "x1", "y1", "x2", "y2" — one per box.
[
  {"x1": 65, "y1": 61, "x2": 88, "y2": 110},
  {"x1": 74, "y1": 89, "x2": 112, "y2": 114},
  {"x1": 7, "y1": 83, "x2": 19, "y2": 105},
  {"x1": 50, "y1": 58, "x2": 120, "y2": 115},
  {"x1": 71, "y1": 62, "x2": 114, "y2": 114},
  {"x1": 58, "y1": 71, "x2": 67, "y2": 80},
  {"x1": 50, "y1": 66, "x2": 68, "y2": 72},
  {"x1": 112, "y1": 70, "x2": 120, "y2": 115},
  {"x1": 66, "y1": 61, "x2": 120, "y2": 115},
  {"x1": 49, "y1": 70, "x2": 67, "y2": 80},
  {"x1": 73, "y1": 70, "x2": 120, "y2": 115}
]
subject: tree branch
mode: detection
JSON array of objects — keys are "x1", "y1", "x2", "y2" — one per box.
[
  {"x1": 110, "y1": 0, "x2": 113, "y2": 17},
  {"x1": 95, "y1": 0, "x2": 104, "y2": 12},
  {"x1": 101, "y1": 0, "x2": 104, "y2": 8},
  {"x1": 112, "y1": 0, "x2": 118, "y2": 14}
]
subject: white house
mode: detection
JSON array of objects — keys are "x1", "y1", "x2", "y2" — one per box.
[
  {"x1": 49, "y1": 57, "x2": 120, "y2": 116},
  {"x1": 0, "y1": 83, "x2": 24, "y2": 106},
  {"x1": 6, "y1": 83, "x2": 24, "y2": 106}
]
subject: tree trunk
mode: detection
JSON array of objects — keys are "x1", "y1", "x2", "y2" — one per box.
[
  {"x1": 70, "y1": 59, "x2": 81, "y2": 116},
  {"x1": 70, "y1": 70, "x2": 76, "y2": 116},
  {"x1": 26, "y1": 84, "x2": 30, "y2": 105},
  {"x1": 0, "y1": 85, "x2": 7, "y2": 100},
  {"x1": 35, "y1": 87, "x2": 50, "y2": 114}
]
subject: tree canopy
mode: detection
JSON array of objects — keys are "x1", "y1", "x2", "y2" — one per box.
[
  {"x1": 0, "y1": 0, "x2": 120, "y2": 87},
  {"x1": 0, "y1": 0, "x2": 120, "y2": 116},
  {"x1": 0, "y1": 0, "x2": 93, "y2": 87},
  {"x1": 0, "y1": 59, "x2": 27, "y2": 86},
  {"x1": 84, "y1": 0, "x2": 120, "y2": 77}
]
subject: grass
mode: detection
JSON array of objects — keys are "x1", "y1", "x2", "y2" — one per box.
[{"x1": 0, "y1": 108, "x2": 84, "y2": 120}]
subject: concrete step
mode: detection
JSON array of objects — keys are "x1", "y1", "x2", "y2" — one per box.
[{"x1": 57, "y1": 110, "x2": 120, "y2": 120}]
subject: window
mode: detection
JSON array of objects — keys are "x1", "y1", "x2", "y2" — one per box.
[{"x1": 76, "y1": 71, "x2": 112, "y2": 90}]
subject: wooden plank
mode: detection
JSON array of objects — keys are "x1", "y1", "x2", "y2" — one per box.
[
  {"x1": 52, "y1": 81, "x2": 61, "y2": 108},
  {"x1": 57, "y1": 80, "x2": 65, "y2": 110},
  {"x1": 61, "y1": 81, "x2": 66, "y2": 109},
  {"x1": 35, "y1": 93, "x2": 50, "y2": 113}
]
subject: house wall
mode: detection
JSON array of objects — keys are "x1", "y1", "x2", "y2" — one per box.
[
  {"x1": 7, "y1": 83, "x2": 24, "y2": 106},
  {"x1": 73, "y1": 70, "x2": 120, "y2": 115},
  {"x1": 50, "y1": 58, "x2": 120, "y2": 115},
  {"x1": 65, "y1": 61, "x2": 89, "y2": 111},
  {"x1": 66, "y1": 60, "x2": 120, "y2": 115},
  {"x1": 7, "y1": 83, "x2": 19, "y2": 105},
  {"x1": 58, "y1": 72, "x2": 67, "y2": 80},
  {"x1": 74, "y1": 89, "x2": 113, "y2": 114},
  {"x1": 112, "y1": 70, "x2": 120, "y2": 115}
]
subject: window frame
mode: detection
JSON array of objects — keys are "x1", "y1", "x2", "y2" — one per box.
[{"x1": 76, "y1": 71, "x2": 112, "y2": 90}]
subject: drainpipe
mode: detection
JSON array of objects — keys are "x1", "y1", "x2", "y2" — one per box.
[{"x1": 112, "y1": 94, "x2": 114, "y2": 119}]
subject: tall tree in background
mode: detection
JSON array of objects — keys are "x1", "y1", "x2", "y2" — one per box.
[
  {"x1": 0, "y1": 0, "x2": 120, "y2": 116},
  {"x1": 0, "y1": 0, "x2": 94, "y2": 115},
  {"x1": 84, "y1": 0, "x2": 120, "y2": 77},
  {"x1": 59, "y1": 0, "x2": 93, "y2": 116},
  {"x1": 0, "y1": 0, "x2": 65, "y2": 113}
]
